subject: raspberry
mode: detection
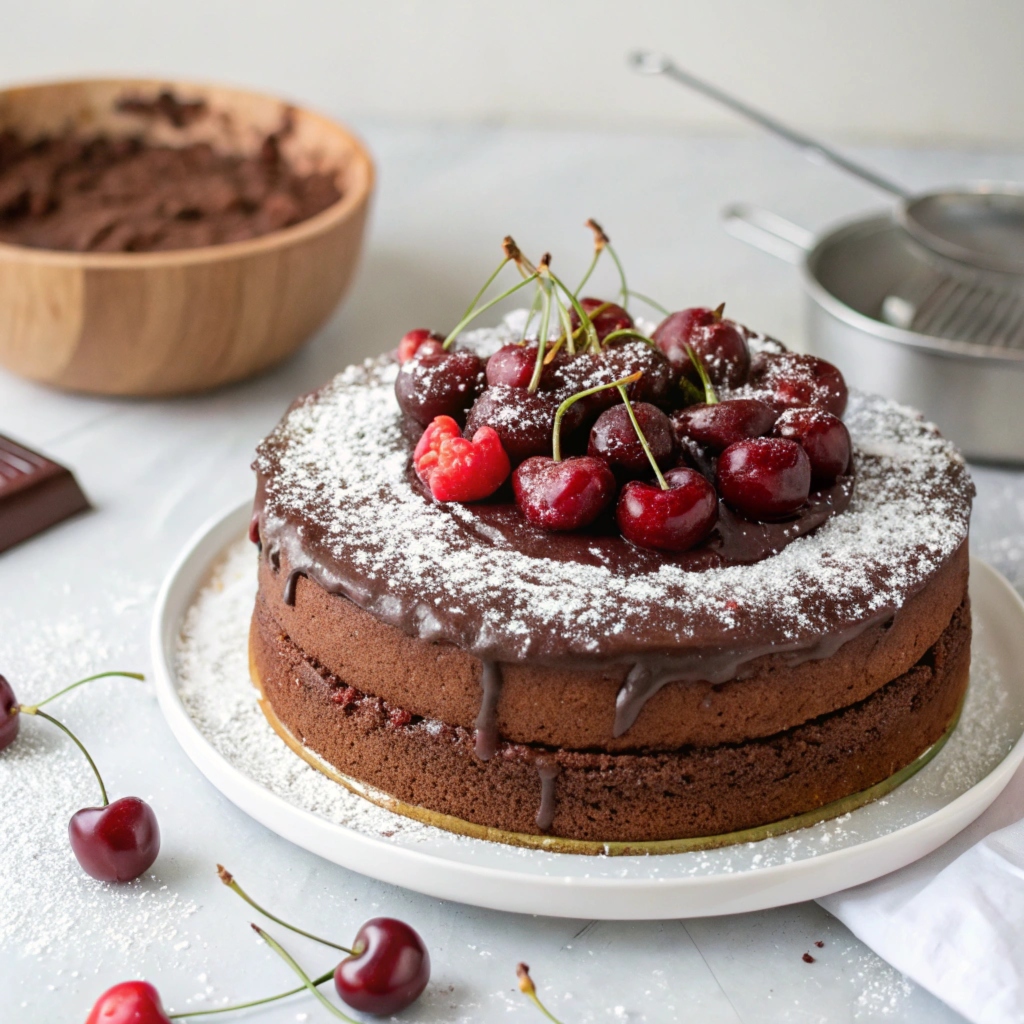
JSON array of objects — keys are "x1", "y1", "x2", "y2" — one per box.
[{"x1": 413, "y1": 415, "x2": 511, "y2": 502}]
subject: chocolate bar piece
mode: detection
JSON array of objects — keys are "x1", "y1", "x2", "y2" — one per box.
[{"x1": 0, "y1": 436, "x2": 89, "y2": 554}]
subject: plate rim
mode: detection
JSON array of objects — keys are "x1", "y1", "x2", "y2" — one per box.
[{"x1": 151, "y1": 499, "x2": 1024, "y2": 919}]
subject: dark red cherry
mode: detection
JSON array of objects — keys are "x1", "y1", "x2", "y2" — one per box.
[
  {"x1": 755, "y1": 352, "x2": 848, "y2": 417},
  {"x1": 69, "y1": 796, "x2": 161, "y2": 882},
  {"x1": 774, "y1": 407, "x2": 851, "y2": 485},
  {"x1": 485, "y1": 343, "x2": 563, "y2": 390},
  {"x1": 570, "y1": 296, "x2": 634, "y2": 341},
  {"x1": 588, "y1": 402, "x2": 674, "y2": 477},
  {"x1": 465, "y1": 386, "x2": 581, "y2": 465},
  {"x1": 616, "y1": 467, "x2": 718, "y2": 552},
  {"x1": 554, "y1": 343, "x2": 678, "y2": 419},
  {"x1": 717, "y1": 437, "x2": 811, "y2": 519},
  {"x1": 397, "y1": 328, "x2": 442, "y2": 364},
  {"x1": 0, "y1": 674, "x2": 18, "y2": 751},
  {"x1": 600, "y1": 338, "x2": 679, "y2": 408},
  {"x1": 86, "y1": 981, "x2": 171, "y2": 1024},
  {"x1": 672, "y1": 398, "x2": 776, "y2": 454},
  {"x1": 334, "y1": 917, "x2": 431, "y2": 1016},
  {"x1": 513, "y1": 455, "x2": 617, "y2": 531},
  {"x1": 394, "y1": 341, "x2": 485, "y2": 426},
  {"x1": 653, "y1": 306, "x2": 750, "y2": 387}
]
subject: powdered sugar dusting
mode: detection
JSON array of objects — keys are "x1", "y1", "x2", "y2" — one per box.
[{"x1": 253, "y1": 315, "x2": 973, "y2": 663}]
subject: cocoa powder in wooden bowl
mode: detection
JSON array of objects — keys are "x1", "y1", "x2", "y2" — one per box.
[{"x1": 0, "y1": 79, "x2": 375, "y2": 395}]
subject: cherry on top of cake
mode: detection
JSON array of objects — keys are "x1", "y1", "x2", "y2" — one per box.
[{"x1": 394, "y1": 222, "x2": 852, "y2": 555}]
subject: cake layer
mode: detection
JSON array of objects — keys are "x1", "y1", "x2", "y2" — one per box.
[
  {"x1": 250, "y1": 598, "x2": 971, "y2": 845},
  {"x1": 254, "y1": 541, "x2": 968, "y2": 752}
]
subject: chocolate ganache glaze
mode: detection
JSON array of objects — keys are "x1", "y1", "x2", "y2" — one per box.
[{"x1": 252, "y1": 320, "x2": 974, "y2": 725}]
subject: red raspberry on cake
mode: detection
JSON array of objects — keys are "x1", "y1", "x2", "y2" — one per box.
[{"x1": 414, "y1": 415, "x2": 510, "y2": 502}]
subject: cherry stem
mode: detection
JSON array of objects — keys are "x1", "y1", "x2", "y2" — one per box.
[
  {"x1": 606, "y1": 243, "x2": 629, "y2": 310},
  {"x1": 517, "y1": 964, "x2": 565, "y2": 1024},
  {"x1": 627, "y1": 289, "x2": 670, "y2": 316},
  {"x1": 457, "y1": 256, "x2": 511, "y2": 326},
  {"x1": 548, "y1": 270, "x2": 601, "y2": 354},
  {"x1": 617, "y1": 385, "x2": 669, "y2": 490},
  {"x1": 520, "y1": 284, "x2": 544, "y2": 346},
  {"x1": 27, "y1": 709, "x2": 108, "y2": 806},
  {"x1": 551, "y1": 287, "x2": 576, "y2": 358},
  {"x1": 442, "y1": 273, "x2": 539, "y2": 350},
  {"x1": 217, "y1": 865, "x2": 355, "y2": 955},
  {"x1": 686, "y1": 344, "x2": 718, "y2": 405},
  {"x1": 600, "y1": 328, "x2": 657, "y2": 349},
  {"x1": 573, "y1": 245, "x2": 602, "y2": 297},
  {"x1": 166, "y1": 970, "x2": 335, "y2": 1019},
  {"x1": 527, "y1": 279, "x2": 553, "y2": 392},
  {"x1": 551, "y1": 371, "x2": 642, "y2": 462},
  {"x1": 251, "y1": 925, "x2": 357, "y2": 1023},
  {"x1": 549, "y1": 301, "x2": 608, "y2": 359},
  {"x1": 20, "y1": 670, "x2": 145, "y2": 714}
]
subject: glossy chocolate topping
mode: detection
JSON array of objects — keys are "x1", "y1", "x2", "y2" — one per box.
[{"x1": 252, "y1": 323, "x2": 973, "y2": 680}]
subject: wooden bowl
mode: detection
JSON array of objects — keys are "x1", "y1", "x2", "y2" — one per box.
[{"x1": 0, "y1": 78, "x2": 374, "y2": 395}]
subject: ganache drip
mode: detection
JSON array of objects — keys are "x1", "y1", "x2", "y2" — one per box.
[
  {"x1": 474, "y1": 661, "x2": 502, "y2": 760},
  {"x1": 612, "y1": 606, "x2": 897, "y2": 737},
  {"x1": 535, "y1": 761, "x2": 559, "y2": 832}
]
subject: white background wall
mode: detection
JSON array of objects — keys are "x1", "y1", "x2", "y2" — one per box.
[{"x1": 1, "y1": 0, "x2": 1022, "y2": 146}]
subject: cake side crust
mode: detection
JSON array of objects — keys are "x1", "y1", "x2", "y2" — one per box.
[{"x1": 250, "y1": 598, "x2": 971, "y2": 844}]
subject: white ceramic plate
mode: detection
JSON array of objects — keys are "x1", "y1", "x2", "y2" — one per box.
[{"x1": 152, "y1": 501, "x2": 1024, "y2": 920}]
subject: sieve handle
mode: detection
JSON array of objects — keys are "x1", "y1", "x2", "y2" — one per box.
[
  {"x1": 630, "y1": 51, "x2": 910, "y2": 200},
  {"x1": 721, "y1": 204, "x2": 815, "y2": 265}
]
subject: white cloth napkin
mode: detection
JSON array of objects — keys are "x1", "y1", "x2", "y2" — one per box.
[{"x1": 819, "y1": 763, "x2": 1024, "y2": 1024}]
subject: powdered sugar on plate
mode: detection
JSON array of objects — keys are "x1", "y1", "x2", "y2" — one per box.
[{"x1": 170, "y1": 531, "x2": 1020, "y2": 882}]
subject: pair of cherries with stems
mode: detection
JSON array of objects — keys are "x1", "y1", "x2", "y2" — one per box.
[
  {"x1": 85, "y1": 866, "x2": 430, "y2": 1023},
  {"x1": 512, "y1": 345, "x2": 719, "y2": 553},
  {"x1": 0, "y1": 670, "x2": 160, "y2": 882}
]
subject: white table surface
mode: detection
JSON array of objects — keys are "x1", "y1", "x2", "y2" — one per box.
[{"x1": 2, "y1": 124, "x2": 1023, "y2": 1024}]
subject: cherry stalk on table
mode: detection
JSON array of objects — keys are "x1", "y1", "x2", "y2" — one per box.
[
  {"x1": 0, "y1": 670, "x2": 159, "y2": 882},
  {"x1": 84, "y1": 866, "x2": 432, "y2": 1022},
  {"x1": 218, "y1": 865, "x2": 430, "y2": 1016}
]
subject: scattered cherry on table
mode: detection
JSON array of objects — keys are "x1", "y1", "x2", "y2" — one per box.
[
  {"x1": 85, "y1": 981, "x2": 171, "y2": 1024},
  {"x1": 219, "y1": 865, "x2": 432, "y2": 1016},
  {"x1": 70, "y1": 796, "x2": 161, "y2": 883},
  {"x1": 0, "y1": 674, "x2": 19, "y2": 751},
  {"x1": 335, "y1": 917, "x2": 432, "y2": 1016}
]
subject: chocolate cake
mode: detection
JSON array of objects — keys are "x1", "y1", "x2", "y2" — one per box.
[{"x1": 249, "y1": 247, "x2": 973, "y2": 852}]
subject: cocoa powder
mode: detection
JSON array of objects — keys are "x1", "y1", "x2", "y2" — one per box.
[{"x1": 0, "y1": 96, "x2": 341, "y2": 253}]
